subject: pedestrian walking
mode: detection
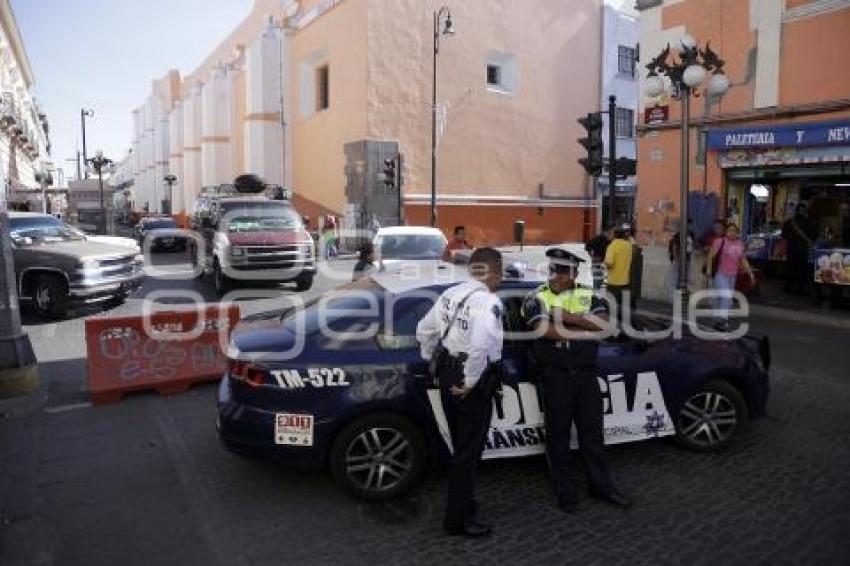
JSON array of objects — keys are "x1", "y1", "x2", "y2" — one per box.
[
  {"x1": 368, "y1": 214, "x2": 381, "y2": 238},
  {"x1": 668, "y1": 221, "x2": 696, "y2": 302},
  {"x1": 442, "y1": 225, "x2": 473, "y2": 263},
  {"x1": 352, "y1": 242, "x2": 376, "y2": 281},
  {"x1": 521, "y1": 248, "x2": 630, "y2": 513},
  {"x1": 416, "y1": 248, "x2": 505, "y2": 538},
  {"x1": 604, "y1": 224, "x2": 633, "y2": 322},
  {"x1": 782, "y1": 203, "x2": 815, "y2": 295},
  {"x1": 707, "y1": 223, "x2": 755, "y2": 329},
  {"x1": 586, "y1": 225, "x2": 613, "y2": 290}
]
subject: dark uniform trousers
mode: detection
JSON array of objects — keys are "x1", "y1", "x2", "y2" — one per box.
[
  {"x1": 438, "y1": 366, "x2": 495, "y2": 531},
  {"x1": 542, "y1": 365, "x2": 613, "y2": 503}
]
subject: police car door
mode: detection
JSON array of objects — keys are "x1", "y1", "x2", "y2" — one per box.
[
  {"x1": 477, "y1": 282, "x2": 547, "y2": 460},
  {"x1": 596, "y1": 322, "x2": 677, "y2": 445}
]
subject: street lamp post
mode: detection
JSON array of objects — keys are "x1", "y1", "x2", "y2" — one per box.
[
  {"x1": 86, "y1": 150, "x2": 113, "y2": 234},
  {"x1": 430, "y1": 6, "x2": 454, "y2": 228},
  {"x1": 80, "y1": 108, "x2": 94, "y2": 179},
  {"x1": 163, "y1": 174, "x2": 177, "y2": 215},
  {"x1": 644, "y1": 36, "x2": 729, "y2": 314}
]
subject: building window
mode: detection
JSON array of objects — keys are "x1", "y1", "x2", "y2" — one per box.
[
  {"x1": 615, "y1": 108, "x2": 634, "y2": 138},
  {"x1": 618, "y1": 45, "x2": 636, "y2": 78},
  {"x1": 485, "y1": 51, "x2": 518, "y2": 95},
  {"x1": 299, "y1": 49, "x2": 329, "y2": 118},
  {"x1": 316, "y1": 65, "x2": 329, "y2": 111},
  {"x1": 486, "y1": 64, "x2": 502, "y2": 87}
]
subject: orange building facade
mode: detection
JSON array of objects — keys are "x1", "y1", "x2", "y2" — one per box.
[
  {"x1": 636, "y1": 0, "x2": 850, "y2": 247},
  {"x1": 126, "y1": 0, "x2": 605, "y2": 246}
]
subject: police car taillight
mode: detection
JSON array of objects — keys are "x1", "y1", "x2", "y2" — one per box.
[{"x1": 229, "y1": 360, "x2": 267, "y2": 388}]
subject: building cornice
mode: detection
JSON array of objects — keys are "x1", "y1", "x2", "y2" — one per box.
[
  {"x1": 784, "y1": 0, "x2": 850, "y2": 22},
  {"x1": 0, "y1": 0, "x2": 34, "y2": 87}
]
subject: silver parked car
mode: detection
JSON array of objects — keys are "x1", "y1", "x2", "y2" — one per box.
[{"x1": 9, "y1": 213, "x2": 145, "y2": 317}]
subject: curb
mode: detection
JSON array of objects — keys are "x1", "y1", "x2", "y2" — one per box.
[{"x1": 637, "y1": 300, "x2": 850, "y2": 329}]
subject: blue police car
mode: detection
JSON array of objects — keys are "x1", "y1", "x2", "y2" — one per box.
[{"x1": 217, "y1": 263, "x2": 770, "y2": 500}]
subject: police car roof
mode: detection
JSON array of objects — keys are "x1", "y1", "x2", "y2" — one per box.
[{"x1": 370, "y1": 260, "x2": 547, "y2": 295}]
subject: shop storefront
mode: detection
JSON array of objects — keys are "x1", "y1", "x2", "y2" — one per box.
[{"x1": 708, "y1": 118, "x2": 850, "y2": 296}]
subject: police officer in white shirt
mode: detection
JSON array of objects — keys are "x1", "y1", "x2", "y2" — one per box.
[{"x1": 416, "y1": 247, "x2": 504, "y2": 538}]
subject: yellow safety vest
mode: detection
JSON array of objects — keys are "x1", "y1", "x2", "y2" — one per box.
[
  {"x1": 535, "y1": 285, "x2": 593, "y2": 315},
  {"x1": 526, "y1": 284, "x2": 599, "y2": 371}
]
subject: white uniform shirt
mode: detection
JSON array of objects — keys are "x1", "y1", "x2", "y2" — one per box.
[{"x1": 415, "y1": 280, "x2": 504, "y2": 389}]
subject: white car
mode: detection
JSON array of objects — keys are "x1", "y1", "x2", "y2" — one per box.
[{"x1": 373, "y1": 226, "x2": 447, "y2": 267}]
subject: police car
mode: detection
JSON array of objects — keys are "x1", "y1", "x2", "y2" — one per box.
[{"x1": 217, "y1": 262, "x2": 770, "y2": 500}]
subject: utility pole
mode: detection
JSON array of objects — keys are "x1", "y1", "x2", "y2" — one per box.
[
  {"x1": 0, "y1": 199, "x2": 38, "y2": 397},
  {"x1": 80, "y1": 108, "x2": 94, "y2": 178}
]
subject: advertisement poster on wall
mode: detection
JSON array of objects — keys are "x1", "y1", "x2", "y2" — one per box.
[{"x1": 814, "y1": 248, "x2": 850, "y2": 285}]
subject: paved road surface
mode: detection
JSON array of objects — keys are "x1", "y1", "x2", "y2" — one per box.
[{"x1": 1, "y1": 251, "x2": 848, "y2": 565}]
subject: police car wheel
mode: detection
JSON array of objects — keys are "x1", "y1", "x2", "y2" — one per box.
[
  {"x1": 675, "y1": 378, "x2": 749, "y2": 452},
  {"x1": 330, "y1": 414, "x2": 426, "y2": 501}
]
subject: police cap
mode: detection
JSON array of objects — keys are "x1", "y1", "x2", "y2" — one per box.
[{"x1": 545, "y1": 247, "x2": 584, "y2": 271}]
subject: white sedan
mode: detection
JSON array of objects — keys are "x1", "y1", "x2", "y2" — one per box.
[{"x1": 372, "y1": 226, "x2": 447, "y2": 267}]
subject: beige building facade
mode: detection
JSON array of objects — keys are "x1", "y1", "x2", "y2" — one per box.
[
  {"x1": 0, "y1": 0, "x2": 52, "y2": 211},
  {"x1": 128, "y1": 0, "x2": 603, "y2": 244}
]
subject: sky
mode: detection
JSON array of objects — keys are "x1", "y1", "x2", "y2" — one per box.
[
  {"x1": 13, "y1": 0, "x2": 635, "y2": 186},
  {"x1": 12, "y1": 0, "x2": 254, "y2": 185}
]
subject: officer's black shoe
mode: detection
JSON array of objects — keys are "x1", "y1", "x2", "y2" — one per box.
[
  {"x1": 445, "y1": 520, "x2": 493, "y2": 538},
  {"x1": 590, "y1": 488, "x2": 632, "y2": 509}
]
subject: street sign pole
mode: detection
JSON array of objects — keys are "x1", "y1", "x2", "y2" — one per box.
[{"x1": 0, "y1": 207, "x2": 38, "y2": 398}]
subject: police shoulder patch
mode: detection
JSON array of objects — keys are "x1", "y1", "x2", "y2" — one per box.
[{"x1": 492, "y1": 304, "x2": 502, "y2": 319}]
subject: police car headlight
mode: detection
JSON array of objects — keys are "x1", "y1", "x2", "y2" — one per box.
[{"x1": 231, "y1": 247, "x2": 246, "y2": 257}]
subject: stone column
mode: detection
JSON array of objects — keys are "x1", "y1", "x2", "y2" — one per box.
[
  {"x1": 245, "y1": 20, "x2": 285, "y2": 186},
  {"x1": 183, "y1": 83, "x2": 203, "y2": 210},
  {"x1": 168, "y1": 101, "x2": 185, "y2": 214},
  {"x1": 156, "y1": 112, "x2": 171, "y2": 213},
  {"x1": 201, "y1": 65, "x2": 233, "y2": 187}
]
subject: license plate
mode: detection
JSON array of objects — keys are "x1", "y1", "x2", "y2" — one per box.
[{"x1": 275, "y1": 413, "x2": 314, "y2": 446}]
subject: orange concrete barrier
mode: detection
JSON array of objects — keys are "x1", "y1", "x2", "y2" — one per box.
[{"x1": 85, "y1": 305, "x2": 240, "y2": 405}]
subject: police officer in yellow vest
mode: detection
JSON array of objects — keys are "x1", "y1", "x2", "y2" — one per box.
[{"x1": 522, "y1": 248, "x2": 631, "y2": 512}]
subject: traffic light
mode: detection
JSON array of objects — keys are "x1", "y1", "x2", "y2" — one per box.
[
  {"x1": 383, "y1": 156, "x2": 398, "y2": 190},
  {"x1": 615, "y1": 157, "x2": 637, "y2": 178},
  {"x1": 577, "y1": 112, "x2": 604, "y2": 177}
]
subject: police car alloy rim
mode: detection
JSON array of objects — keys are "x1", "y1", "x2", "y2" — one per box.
[
  {"x1": 677, "y1": 391, "x2": 738, "y2": 448},
  {"x1": 345, "y1": 427, "x2": 413, "y2": 493}
]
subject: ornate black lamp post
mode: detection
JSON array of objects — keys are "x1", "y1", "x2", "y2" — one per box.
[{"x1": 644, "y1": 35, "x2": 730, "y2": 314}]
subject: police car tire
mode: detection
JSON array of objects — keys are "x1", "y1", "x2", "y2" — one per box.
[
  {"x1": 329, "y1": 414, "x2": 427, "y2": 501},
  {"x1": 674, "y1": 378, "x2": 749, "y2": 452}
]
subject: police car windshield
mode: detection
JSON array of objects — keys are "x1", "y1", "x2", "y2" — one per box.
[
  {"x1": 376, "y1": 234, "x2": 445, "y2": 259},
  {"x1": 281, "y1": 278, "x2": 383, "y2": 335}
]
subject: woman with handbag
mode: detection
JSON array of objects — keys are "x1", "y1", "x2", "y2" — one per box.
[{"x1": 707, "y1": 223, "x2": 755, "y2": 329}]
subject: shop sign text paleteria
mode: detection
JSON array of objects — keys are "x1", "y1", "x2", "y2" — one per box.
[{"x1": 708, "y1": 119, "x2": 850, "y2": 150}]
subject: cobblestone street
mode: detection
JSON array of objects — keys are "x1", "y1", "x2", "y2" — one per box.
[{"x1": 2, "y1": 272, "x2": 848, "y2": 565}]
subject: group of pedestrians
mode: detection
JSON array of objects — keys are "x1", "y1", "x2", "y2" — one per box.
[
  {"x1": 663, "y1": 218, "x2": 755, "y2": 328},
  {"x1": 416, "y1": 246, "x2": 630, "y2": 539}
]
